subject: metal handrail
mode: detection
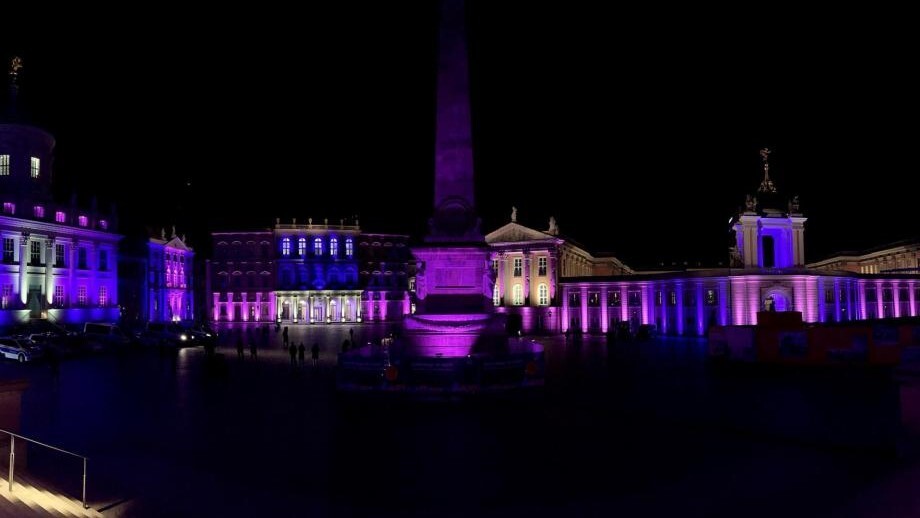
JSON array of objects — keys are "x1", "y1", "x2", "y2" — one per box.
[{"x1": 0, "y1": 427, "x2": 88, "y2": 509}]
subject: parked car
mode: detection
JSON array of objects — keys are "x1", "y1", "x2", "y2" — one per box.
[
  {"x1": 83, "y1": 323, "x2": 133, "y2": 351},
  {"x1": 137, "y1": 322, "x2": 193, "y2": 348},
  {"x1": 0, "y1": 337, "x2": 44, "y2": 362}
]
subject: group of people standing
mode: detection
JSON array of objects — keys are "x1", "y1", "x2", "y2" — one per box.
[{"x1": 232, "y1": 325, "x2": 353, "y2": 367}]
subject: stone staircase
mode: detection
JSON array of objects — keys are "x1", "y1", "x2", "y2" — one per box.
[{"x1": 0, "y1": 471, "x2": 102, "y2": 517}]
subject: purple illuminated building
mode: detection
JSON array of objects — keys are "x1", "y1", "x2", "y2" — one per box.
[
  {"x1": 145, "y1": 228, "x2": 194, "y2": 322},
  {"x1": 1, "y1": 58, "x2": 120, "y2": 328},
  {"x1": 559, "y1": 149, "x2": 920, "y2": 335}
]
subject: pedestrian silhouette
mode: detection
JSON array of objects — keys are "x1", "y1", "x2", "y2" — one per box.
[
  {"x1": 237, "y1": 337, "x2": 244, "y2": 359},
  {"x1": 250, "y1": 341, "x2": 257, "y2": 359},
  {"x1": 311, "y1": 342, "x2": 319, "y2": 367},
  {"x1": 289, "y1": 342, "x2": 297, "y2": 366},
  {"x1": 349, "y1": 327, "x2": 354, "y2": 344},
  {"x1": 282, "y1": 326, "x2": 289, "y2": 348},
  {"x1": 298, "y1": 342, "x2": 305, "y2": 366}
]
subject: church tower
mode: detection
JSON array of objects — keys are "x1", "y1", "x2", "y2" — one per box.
[{"x1": 732, "y1": 148, "x2": 807, "y2": 268}]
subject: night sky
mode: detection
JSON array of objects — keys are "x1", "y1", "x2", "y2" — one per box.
[{"x1": 1, "y1": 4, "x2": 915, "y2": 268}]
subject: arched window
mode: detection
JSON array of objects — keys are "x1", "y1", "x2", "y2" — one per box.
[
  {"x1": 538, "y1": 283, "x2": 549, "y2": 306},
  {"x1": 512, "y1": 284, "x2": 523, "y2": 306},
  {"x1": 281, "y1": 238, "x2": 291, "y2": 256},
  {"x1": 345, "y1": 238, "x2": 354, "y2": 257},
  {"x1": 314, "y1": 237, "x2": 323, "y2": 256},
  {"x1": 493, "y1": 283, "x2": 501, "y2": 306},
  {"x1": 330, "y1": 237, "x2": 338, "y2": 257},
  {"x1": 298, "y1": 238, "x2": 306, "y2": 256}
]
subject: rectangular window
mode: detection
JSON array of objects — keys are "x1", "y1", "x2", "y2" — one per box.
[
  {"x1": 281, "y1": 238, "x2": 291, "y2": 256},
  {"x1": 78, "y1": 286, "x2": 87, "y2": 306},
  {"x1": 99, "y1": 220, "x2": 108, "y2": 230},
  {"x1": 866, "y1": 288, "x2": 877, "y2": 303},
  {"x1": 538, "y1": 283, "x2": 549, "y2": 306},
  {"x1": 628, "y1": 290, "x2": 641, "y2": 307},
  {"x1": 78, "y1": 247, "x2": 87, "y2": 269},
  {"x1": 669, "y1": 291, "x2": 677, "y2": 306},
  {"x1": 99, "y1": 286, "x2": 108, "y2": 306},
  {"x1": 538, "y1": 257, "x2": 547, "y2": 276},
  {"x1": 3, "y1": 238, "x2": 13, "y2": 263},
  {"x1": 314, "y1": 238, "x2": 323, "y2": 256},
  {"x1": 608, "y1": 291, "x2": 621, "y2": 306},
  {"x1": 30, "y1": 157, "x2": 40, "y2": 178},
  {"x1": 345, "y1": 238, "x2": 353, "y2": 257},
  {"x1": 1, "y1": 284, "x2": 11, "y2": 309},
  {"x1": 0, "y1": 154, "x2": 9, "y2": 175},
  {"x1": 882, "y1": 287, "x2": 893, "y2": 302},
  {"x1": 54, "y1": 285, "x2": 64, "y2": 306},
  {"x1": 55, "y1": 243, "x2": 65, "y2": 266},
  {"x1": 588, "y1": 292, "x2": 600, "y2": 306},
  {"x1": 99, "y1": 250, "x2": 108, "y2": 271},
  {"x1": 30, "y1": 240, "x2": 41, "y2": 265},
  {"x1": 2, "y1": 202, "x2": 14, "y2": 215},
  {"x1": 513, "y1": 258, "x2": 522, "y2": 277},
  {"x1": 825, "y1": 289, "x2": 835, "y2": 304},
  {"x1": 297, "y1": 238, "x2": 306, "y2": 257},
  {"x1": 55, "y1": 211, "x2": 66, "y2": 223},
  {"x1": 330, "y1": 237, "x2": 338, "y2": 257},
  {"x1": 33, "y1": 205, "x2": 44, "y2": 218},
  {"x1": 78, "y1": 215, "x2": 88, "y2": 227},
  {"x1": 491, "y1": 259, "x2": 498, "y2": 273},
  {"x1": 569, "y1": 292, "x2": 580, "y2": 306}
]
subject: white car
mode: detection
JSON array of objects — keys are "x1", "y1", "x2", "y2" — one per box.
[{"x1": 0, "y1": 337, "x2": 44, "y2": 362}]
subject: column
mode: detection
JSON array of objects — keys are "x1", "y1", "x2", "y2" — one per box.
[
  {"x1": 876, "y1": 281, "x2": 884, "y2": 319},
  {"x1": 894, "y1": 284, "x2": 902, "y2": 318},
  {"x1": 620, "y1": 286, "x2": 628, "y2": 324},
  {"x1": 497, "y1": 252, "x2": 505, "y2": 305},
  {"x1": 325, "y1": 295, "x2": 331, "y2": 323},
  {"x1": 561, "y1": 285, "x2": 569, "y2": 333},
  {"x1": 18, "y1": 233, "x2": 28, "y2": 303},
  {"x1": 676, "y1": 284, "x2": 684, "y2": 335},
  {"x1": 356, "y1": 293, "x2": 362, "y2": 322},
  {"x1": 45, "y1": 238, "x2": 54, "y2": 304},
  {"x1": 580, "y1": 287, "x2": 588, "y2": 333},
  {"x1": 67, "y1": 240, "x2": 75, "y2": 307},
  {"x1": 293, "y1": 294, "x2": 299, "y2": 323},
  {"x1": 548, "y1": 253, "x2": 558, "y2": 303},
  {"x1": 695, "y1": 283, "x2": 704, "y2": 336},
  {"x1": 340, "y1": 294, "x2": 345, "y2": 322},
  {"x1": 910, "y1": 282, "x2": 917, "y2": 317},
  {"x1": 241, "y1": 292, "x2": 248, "y2": 321},
  {"x1": 600, "y1": 289, "x2": 609, "y2": 334}
]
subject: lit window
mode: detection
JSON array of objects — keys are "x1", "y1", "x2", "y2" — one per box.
[
  {"x1": 99, "y1": 220, "x2": 108, "y2": 230},
  {"x1": 3, "y1": 202, "x2": 14, "y2": 215},
  {"x1": 298, "y1": 238, "x2": 306, "y2": 256},
  {"x1": 538, "y1": 283, "x2": 548, "y2": 306},
  {"x1": 30, "y1": 157, "x2": 40, "y2": 178},
  {"x1": 0, "y1": 154, "x2": 9, "y2": 175},
  {"x1": 492, "y1": 259, "x2": 498, "y2": 273},
  {"x1": 78, "y1": 286, "x2": 87, "y2": 306},
  {"x1": 99, "y1": 285, "x2": 108, "y2": 306},
  {"x1": 1, "y1": 285, "x2": 11, "y2": 309},
  {"x1": 33, "y1": 205, "x2": 44, "y2": 218},
  {"x1": 55, "y1": 244, "x2": 64, "y2": 266},
  {"x1": 408, "y1": 278, "x2": 416, "y2": 292},
  {"x1": 314, "y1": 237, "x2": 323, "y2": 256},
  {"x1": 55, "y1": 211, "x2": 66, "y2": 223},
  {"x1": 281, "y1": 238, "x2": 291, "y2": 256},
  {"x1": 628, "y1": 290, "x2": 641, "y2": 306},
  {"x1": 538, "y1": 257, "x2": 547, "y2": 276},
  {"x1": 330, "y1": 237, "x2": 338, "y2": 257},
  {"x1": 513, "y1": 258, "x2": 522, "y2": 277},
  {"x1": 706, "y1": 289, "x2": 718, "y2": 305},
  {"x1": 54, "y1": 286, "x2": 64, "y2": 306},
  {"x1": 608, "y1": 291, "x2": 621, "y2": 306},
  {"x1": 512, "y1": 284, "x2": 524, "y2": 306},
  {"x1": 78, "y1": 215, "x2": 88, "y2": 227},
  {"x1": 345, "y1": 238, "x2": 353, "y2": 257},
  {"x1": 493, "y1": 283, "x2": 501, "y2": 306}
]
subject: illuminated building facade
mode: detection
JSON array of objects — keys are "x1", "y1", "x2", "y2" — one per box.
[
  {"x1": 1, "y1": 63, "x2": 121, "y2": 327},
  {"x1": 560, "y1": 149, "x2": 920, "y2": 335},
  {"x1": 206, "y1": 221, "x2": 412, "y2": 324},
  {"x1": 485, "y1": 211, "x2": 631, "y2": 333},
  {"x1": 146, "y1": 229, "x2": 194, "y2": 322}
]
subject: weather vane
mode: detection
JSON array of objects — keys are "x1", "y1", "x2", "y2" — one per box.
[{"x1": 9, "y1": 56, "x2": 22, "y2": 84}]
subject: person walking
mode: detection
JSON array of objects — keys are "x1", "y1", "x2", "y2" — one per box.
[
  {"x1": 311, "y1": 342, "x2": 319, "y2": 367},
  {"x1": 282, "y1": 326, "x2": 289, "y2": 348},
  {"x1": 298, "y1": 342, "x2": 306, "y2": 367},
  {"x1": 250, "y1": 341, "x2": 257, "y2": 360},
  {"x1": 237, "y1": 337, "x2": 245, "y2": 359},
  {"x1": 289, "y1": 342, "x2": 297, "y2": 366}
]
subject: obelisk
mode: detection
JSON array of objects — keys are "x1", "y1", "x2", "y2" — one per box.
[{"x1": 427, "y1": 0, "x2": 481, "y2": 243}]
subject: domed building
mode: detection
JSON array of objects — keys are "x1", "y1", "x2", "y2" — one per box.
[{"x1": 0, "y1": 58, "x2": 121, "y2": 327}]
